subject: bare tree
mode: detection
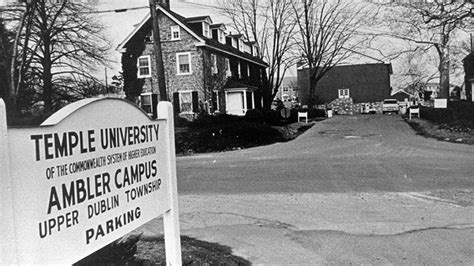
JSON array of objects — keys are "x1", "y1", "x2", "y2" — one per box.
[
  {"x1": 7, "y1": 0, "x2": 110, "y2": 117},
  {"x1": 293, "y1": 0, "x2": 374, "y2": 108},
  {"x1": 218, "y1": 0, "x2": 297, "y2": 107},
  {"x1": 368, "y1": 0, "x2": 472, "y2": 100}
]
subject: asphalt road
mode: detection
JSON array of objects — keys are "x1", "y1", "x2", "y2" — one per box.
[
  {"x1": 137, "y1": 114, "x2": 474, "y2": 264},
  {"x1": 177, "y1": 114, "x2": 474, "y2": 195}
]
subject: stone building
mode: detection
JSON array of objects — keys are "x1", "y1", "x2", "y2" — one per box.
[{"x1": 116, "y1": 1, "x2": 268, "y2": 118}]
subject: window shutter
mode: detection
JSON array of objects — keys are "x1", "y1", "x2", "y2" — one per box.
[
  {"x1": 173, "y1": 92, "x2": 180, "y2": 114},
  {"x1": 192, "y1": 91, "x2": 199, "y2": 113}
]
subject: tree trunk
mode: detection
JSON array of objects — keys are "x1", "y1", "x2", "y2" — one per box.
[
  {"x1": 42, "y1": 30, "x2": 53, "y2": 114},
  {"x1": 438, "y1": 47, "x2": 450, "y2": 100}
]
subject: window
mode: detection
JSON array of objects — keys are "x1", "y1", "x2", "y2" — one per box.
[
  {"x1": 180, "y1": 91, "x2": 193, "y2": 113},
  {"x1": 211, "y1": 53, "x2": 218, "y2": 74},
  {"x1": 218, "y1": 30, "x2": 225, "y2": 44},
  {"x1": 140, "y1": 92, "x2": 157, "y2": 117},
  {"x1": 145, "y1": 31, "x2": 153, "y2": 42},
  {"x1": 171, "y1": 26, "x2": 180, "y2": 40},
  {"x1": 282, "y1": 87, "x2": 289, "y2": 92},
  {"x1": 231, "y1": 38, "x2": 237, "y2": 48},
  {"x1": 137, "y1": 55, "x2": 151, "y2": 78},
  {"x1": 225, "y1": 58, "x2": 231, "y2": 77},
  {"x1": 246, "y1": 64, "x2": 250, "y2": 78},
  {"x1": 338, "y1": 89, "x2": 350, "y2": 99},
  {"x1": 237, "y1": 61, "x2": 241, "y2": 78},
  {"x1": 176, "y1": 52, "x2": 192, "y2": 75},
  {"x1": 203, "y1": 22, "x2": 210, "y2": 38}
]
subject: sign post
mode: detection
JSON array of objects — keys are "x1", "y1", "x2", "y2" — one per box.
[{"x1": 1, "y1": 98, "x2": 181, "y2": 264}]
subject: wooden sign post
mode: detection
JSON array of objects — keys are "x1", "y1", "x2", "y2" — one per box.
[{"x1": 0, "y1": 98, "x2": 181, "y2": 264}]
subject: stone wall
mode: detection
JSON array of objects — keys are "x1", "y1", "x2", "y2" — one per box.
[
  {"x1": 325, "y1": 98, "x2": 384, "y2": 115},
  {"x1": 328, "y1": 98, "x2": 354, "y2": 115}
]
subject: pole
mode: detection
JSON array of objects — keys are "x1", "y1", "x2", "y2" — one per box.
[
  {"x1": 149, "y1": 0, "x2": 168, "y2": 101},
  {"x1": 105, "y1": 68, "x2": 108, "y2": 94}
]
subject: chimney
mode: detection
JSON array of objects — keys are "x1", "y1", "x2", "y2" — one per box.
[{"x1": 159, "y1": 0, "x2": 170, "y2": 9}]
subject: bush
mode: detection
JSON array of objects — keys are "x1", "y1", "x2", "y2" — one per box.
[
  {"x1": 420, "y1": 106, "x2": 454, "y2": 124},
  {"x1": 175, "y1": 121, "x2": 283, "y2": 154},
  {"x1": 245, "y1": 109, "x2": 264, "y2": 123},
  {"x1": 450, "y1": 101, "x2": 474, "y2": 121},
  {"x1": 187, "y1": 114, "x2": 244, "y2": 128}
]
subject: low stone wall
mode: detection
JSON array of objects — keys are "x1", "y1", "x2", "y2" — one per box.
[
  {"x1": 322, "y1": 99, "x2": 384, "y2": 115},
  {"x1": 328, "y1": 98, "x2": 354, "y2": 115}
]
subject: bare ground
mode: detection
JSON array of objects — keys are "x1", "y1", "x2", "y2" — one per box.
[{"x1": 405, "y1": 117, "x2": 474, "y2": 145}]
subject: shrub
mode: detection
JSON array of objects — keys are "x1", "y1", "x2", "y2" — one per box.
[
  {"x1": 175, "y1": 121, "x2": 283, "y2": 154},
  {"x1": 420, "y1": 106, "x2": 454, "y2": 124},
  {"x1": 450, "y1": 101, "x2": 474, "y2": 122},
  {"x1": 245, "y1": 109, "x2": 264, "y2": 123}
]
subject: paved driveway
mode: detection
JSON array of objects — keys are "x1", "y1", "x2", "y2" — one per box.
[
  {"x1": 138, "y1": 115, "x2": 474, "y2": 264},
  {"x1": 177, "y1": 114, "x2": 474, "y2": 195}
]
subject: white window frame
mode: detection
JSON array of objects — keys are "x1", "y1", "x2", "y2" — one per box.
[
  {"x1": 246, "y1": 64, "x2": 250, "y2": 78},
  {"x1": 211, "y1": 53, "x2": 218, "y2": 74},
  {"x1": 179, "y1": 90, "x2": 194, "y2": 114},
  {"x1": 213, "y1": 90, "x2": 220, "y2": 112},
  {"x1": 218, "y1": 30, "x2": 225, "y2": 44},
  {"x1": 237, "y1": 61, "x2": 241, "y2": 78},
  {"x1": 338, "y1": 88, "x2": 350, "y2": 99},
  {"x1": 137, "y1": 55, "x2": 152, "y2": 78},
  {"x1": 176, "y1": 52, "x2": 192, "y2": 75},
  {"x1": 225, "y1": 58, "x2": 231, "y2": 77},
  {"x1": 171, "y1": 25, "x2": 180, "y2": 40},
  {"x1": 231, "y1": 38, "x2": 237, "y2": 48},
  {"x1": 202, "y1": 22, "x2": 210, "y2": 38}
]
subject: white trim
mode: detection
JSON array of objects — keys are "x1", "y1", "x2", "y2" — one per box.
[
  {"x1": 171, "y1": 25, "x2": 180, "y2": 40},
  {"x1": 176, "y1": 52, "x2": 192, "y2": 75},
  {"x1": 338, "y1": 88, "x2": 350, "y2": 99},
  {"x1": 202, "y1": 22, "x2": 211, "y2": 38},
  {"x1": 211, "y1": 53, "x2": 218, "y2": 74},
  {"x1": 116, "y1": 5, "x2": 205, "y2": 51},
  {"x1": 218, "y1": 30, "x2": 225, "y2": 44},
  {"x1": 195, "y1": 43, "x2": 268, "y2": 67},
  {"x1": 137, "y1": 55, "x2": 152, "y2": 78},
  {"x1": 237, "y1": 61, "x2": 241, "y2": 78},
  {"x1": 178, "y1": 90, "x2": 194, "y2": 113},
  {"x1": 213, "y1": 90, "x2": 220, "y2": 112}
]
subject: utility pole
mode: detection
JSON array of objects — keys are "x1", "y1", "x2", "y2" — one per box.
[{"x1": 149, "y1": 0, "x2": 168, "y2": 101}]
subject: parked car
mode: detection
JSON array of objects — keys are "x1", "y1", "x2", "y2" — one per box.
[{"x1": 382, "y1": 99, "x2": 399, "y2": 114}]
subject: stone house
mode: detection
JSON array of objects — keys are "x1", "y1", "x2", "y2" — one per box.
[
  {"x1": 116, "y1": 1, "x2": 268, "y2": 118},
  {"x1": 297, "y1": 63, "x2": 393, "y2": 108}
]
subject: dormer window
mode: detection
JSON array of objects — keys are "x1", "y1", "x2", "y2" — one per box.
[
  {"x1": 203, "y1": 23, "x2": 210, "y2": 38},
  {"x1": 231, "y1": 38, "x2": 237, "y2": 48},
  {"x1": 171, "y1": 25, "x2": 180, "y2": 40},
  {"x1": 218, "y1": 30, "x2": 225, "y2": 44},
  {"x1": 238, "y1": 40, "x2": 243, "y2": 51}
]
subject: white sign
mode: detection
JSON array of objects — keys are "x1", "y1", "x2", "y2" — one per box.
[
  {"x1": 1, "y1": 98, "x2": 181, "y2": 264},
  {"x1": 434, "y1": 98, "x2": 448, "y2": 109}
]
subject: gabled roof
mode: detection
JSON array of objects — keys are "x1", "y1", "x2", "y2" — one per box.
[
  {"x1": 227, "y1": 34, "x2": 244, "y2": 39},
  {"x1": 391, "y1": 89, "x2": 413, "y2": 97},
  {"x1": 116, "y1": 5, "x2": 205, "y2": 51},
  {"x1": 185, "y1": 15, "x2": 212, "y2": 24},
  {"x1": 116, "y1": 6, "x2": 268, "y2": 68},
  {"x1": 210, "y1": 23, "x2": 226, "y2": 30}
]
